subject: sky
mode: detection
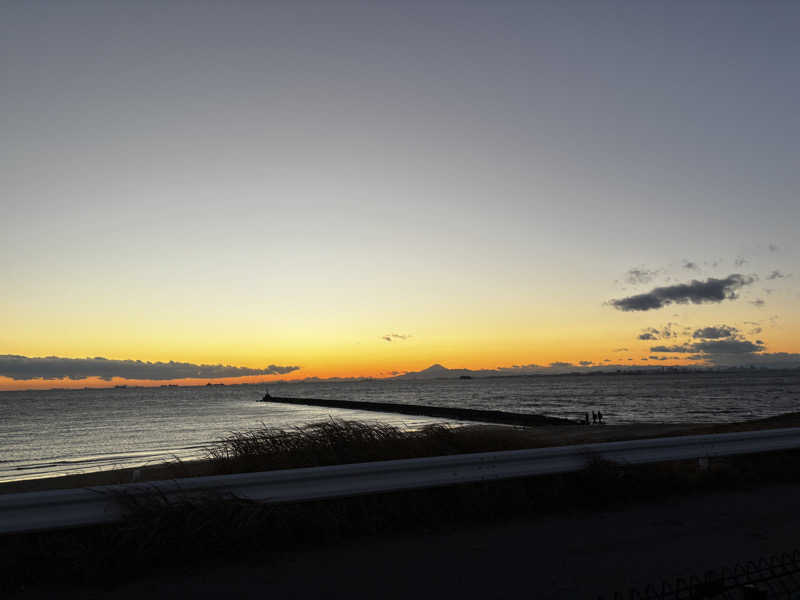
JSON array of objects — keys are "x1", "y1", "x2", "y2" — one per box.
[{"x1": 2, "y1": 1, "x2": 799, "y2": 390}]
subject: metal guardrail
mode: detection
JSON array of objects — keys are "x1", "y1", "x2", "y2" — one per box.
[{"x1": 3, "y1": 426, "x2": 800, "y2": 535}]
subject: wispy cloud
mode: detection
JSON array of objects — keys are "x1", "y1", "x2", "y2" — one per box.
[
  {"x1": 637, "y1": 323, "x2": 682, "y2": 340},
  {"x1": 624, "y1": 267, "x2": 660, "y2": 285},
  {"x1": 682, "y1": 260, "x2": 699, "y2": 271},
  {"x1": 0, "y1": 355, "x2": 300, "y2": 381},
  {"x1": 609, "y1": 274, "x2": 755, "y2": 312},
  {"x1": 766, "y1": 270, "x2": 789, "y2": 280},
  {"x1": 381, "y1": 333, "x2": 413, "y2": 342}
]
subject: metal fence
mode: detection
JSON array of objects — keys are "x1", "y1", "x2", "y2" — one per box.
[{"x1": 600, "y1": 550, "x2": 800, "y2": 599}]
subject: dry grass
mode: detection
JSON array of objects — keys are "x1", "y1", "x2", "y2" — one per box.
[{"x1": 204, "y1": 419, "x2": 540, "y2": 474}]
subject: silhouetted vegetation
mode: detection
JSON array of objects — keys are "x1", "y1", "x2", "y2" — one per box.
[{"x1": 205, "y1": 419, "x2": 544, "y2": 474}]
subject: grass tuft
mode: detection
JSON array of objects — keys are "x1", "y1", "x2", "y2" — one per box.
[{"x1": 204, "y1": 419, "x2": 537, "y2": 474}]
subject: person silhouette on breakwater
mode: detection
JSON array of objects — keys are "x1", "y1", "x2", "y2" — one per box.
[
  {"x1": 262, "y1": 388, "x2": 272, "y2": 401},
  {"x1": 592, "y1": 411, "x2": 597, "y2": 424},
  {"x1": 597, "y1": 411, "x2": 604, "y2": 424},
  {"x1": 584, "y1": 412, "x2": 590, "y2": 425}
]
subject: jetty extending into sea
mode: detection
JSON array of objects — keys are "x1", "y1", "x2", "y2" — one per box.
[{"x1": 261, "y1": 395, "x2": 576, "y2": 427}]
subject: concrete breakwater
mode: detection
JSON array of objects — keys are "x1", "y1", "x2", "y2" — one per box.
[{"x1": 262, "y1": 396, "x2": 577, "y2": 426}]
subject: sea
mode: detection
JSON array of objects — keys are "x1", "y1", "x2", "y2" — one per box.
[{"x1": 1, "y1": 370, "x2": 799, "y2": 483}]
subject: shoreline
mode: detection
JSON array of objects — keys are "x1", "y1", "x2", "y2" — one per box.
[{"x1": 4, "y1": 411, "x2": 800, "y2": 496}]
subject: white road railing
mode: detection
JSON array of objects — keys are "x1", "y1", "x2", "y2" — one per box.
[{"x1": 3, "y1": 426, "x2": 800, "y2": 535}]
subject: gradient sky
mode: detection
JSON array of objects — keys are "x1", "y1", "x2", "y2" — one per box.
[{"x1": 2, "y1": 1, "x2": 799, "y2": 389}]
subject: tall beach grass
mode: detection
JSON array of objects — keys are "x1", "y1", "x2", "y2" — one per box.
[{"x1": 204, "y1": 418, "x2": 542, "y2": 474}]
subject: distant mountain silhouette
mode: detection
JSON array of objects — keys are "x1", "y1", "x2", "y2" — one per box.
[{"x1": 394, "y1": 364, "x2": 499, "y2": 380}]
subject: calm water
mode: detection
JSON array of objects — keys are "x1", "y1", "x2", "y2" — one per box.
[{"x1": 1, "y1": 371, "x2": 799, "y2": 482}]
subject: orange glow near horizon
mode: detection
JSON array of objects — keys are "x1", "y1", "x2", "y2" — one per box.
[
  {"x1": 0, "y1": 374, "x2": 295, "y2": 392},
  {"x1": 0, "y1": 353, "x2": 708, "y2": 392}
]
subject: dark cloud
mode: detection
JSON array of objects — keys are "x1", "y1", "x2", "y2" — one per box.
[
  {"x1": 692, "y1": 339, "x2": 764, "y2": 354},
  {"x1": 549, "y1": 361, "x2": 573, "y2": 368},
  {"x1": 767, "y1": 270, "x2": 788, "y2": 280},
  {"x1": 650, "y1": 344, "x2": 692, "y2": 353},
  {"x1": 650, "y1": 338, "x2": 764, "y2": 355},
  {"x1": 381, "y1": 333, "x2": 412, "y2": 342},
  {"x1": 638, "y1": 332, "x2": 658, "y2": 340},
  {"x1": 609, "y1": 274, "x2": 755, "y2": 312},
  {"x1": 682, "y1": 260, "x2": 699, "y2": 271},
  {"x1": 579, "y1": 361, "x2": 593, "y2": 366},
  {"x1": 750, "y1": 299, "x2": 765, "y2": 307},
  {"x1": 625, "y1": 267, "x2": 659, "y2": 285},
  {"x1": 613, "y1": 347, "x2": 629, "y2": 352},
  {"x1": 692, "y1": 325, "x2": 738, "y2": 339},
  {"x1": 769, "y1": 244, "x2": 779, "y2": 252},
  {"x1": 734, "y1": 257, "x2": 747, "y2": 267},
  {"x1": 0, "y1": 355, "x2": 300, "y2": 381}
]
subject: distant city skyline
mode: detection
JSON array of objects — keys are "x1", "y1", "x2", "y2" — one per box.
[{"x1": 2, "y1": 1, "x2": 799, "y2": 390}]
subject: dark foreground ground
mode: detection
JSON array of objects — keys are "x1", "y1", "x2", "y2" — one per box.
[{"x1": 19, "y1": 482, "x2": 800, "y2": 600}]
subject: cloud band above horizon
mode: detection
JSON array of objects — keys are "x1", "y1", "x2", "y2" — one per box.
[{"x1": 0, "y1": 355, "x2": 300, "y2": 381}]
